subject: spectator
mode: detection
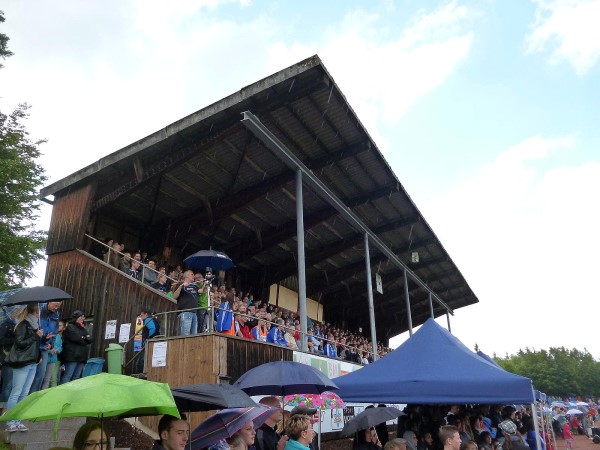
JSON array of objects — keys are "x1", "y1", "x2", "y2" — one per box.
[
  {"x1": 0, "y1": 308, "x2": 17, "y2": 413},
  {"x1": 30, "y1": 301, "x2": 62, "y2": 393},
  {"x1": 152, "y1": 414, "x2": 189, "y2": 450},
  {"x1": 143, "y1": 259, "x2": 158, "y2": 285},
  {"x1": 252, "y1": 318, "x2": 268, "y2": 342},
  {"x1": 235, "y1": 305, "x2": 252, "y2": 339},
  {"x1": 216, "y1": 289, "x2": 235, "y2": 335},
  {"x1": 73, "y1": 420, "x2": 111, "y2": 450},
  {"x1": 41, "y1": 320, "x2": 64, "y2": 389},
  {"x1": 267, "y1": 319, "x2": 287, "y2": 347},
  {"x1": 61, "y1": 310, "x2": 93, "y2": 384},
  {"x1": 4, "y1": 304, "x2": 43, "y2": 432},
  {"x1": 152, "y1": 274, "x2": 170, "y2": 294},
  {"x1": 135, "y1": 310, "x2": 159, "y2": 373},
  {"x1": 172, "y1": 270, "x2": 199, "y2": 336},
  {"x1": 128, "y1": 260, "x2": 142, "y2": 280},
  {"x1": 119, "y1": 251, "x2": 132, "y2": 273}
]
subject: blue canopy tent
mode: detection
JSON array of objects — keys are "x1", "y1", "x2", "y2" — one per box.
[{"x1": 333, "y1": 318, "x2": 535, "y2": 404}]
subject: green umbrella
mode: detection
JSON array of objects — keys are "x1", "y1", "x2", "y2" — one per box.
[{"x1": 0, "y1": 373, "x2": 179, "y2": 439}]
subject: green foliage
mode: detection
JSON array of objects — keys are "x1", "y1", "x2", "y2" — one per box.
[
  {"x1": 0, "y1": 104, "x2": 48, "y2": 290},
  {"x1": 496, "y1": 347, "x2": 600, "y2": 397},
  {"x1": 0, "y1": 11, "x2": 14, "y2": 67}
]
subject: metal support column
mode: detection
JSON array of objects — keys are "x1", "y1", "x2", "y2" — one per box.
[
  {"x1": 296, "y1": 170, "x2": 308, "y2": 352},
  {"x1": 429, "y1": 292, "x2": 434, "y2": 318},
  {"x1": 364, "y1": 233, "x2": 378, "y2": 360},
  {"x1": 403, "y1": 268, "x2": 413, "y2": 335}
]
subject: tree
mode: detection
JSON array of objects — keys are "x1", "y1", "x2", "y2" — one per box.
[
  {"x1": 0, "y1": 11, "x2": 14, "y2": 67},
  {"x1": 0, "y1": 12, "x2": 47, "y2": 290}
]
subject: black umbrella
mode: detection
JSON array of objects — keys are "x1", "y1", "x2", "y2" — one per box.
[
  {"x1": 171, "y1": 383, "x2": 258, "y2": 412},
  {"x1": 340, "y1": 407, "x2": 404, "y2": 437},
  {"x1": 234, "y1": 361, "x2": 338, "y2": 396},
  {"x1": 0, "y1": 286, "x2": 73, "y2": 307},
  {"x1": 183, "y1": 250, "x2": 235, "y2": 272}
]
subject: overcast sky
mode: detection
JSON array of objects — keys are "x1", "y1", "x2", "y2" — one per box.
[{"x1": 1, "y1": 0, "x2": 599, "y2": 360}]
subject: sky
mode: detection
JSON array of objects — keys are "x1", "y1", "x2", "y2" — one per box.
[{"x1": 1, "y1": 0, "x2": 599, "y2": 360}]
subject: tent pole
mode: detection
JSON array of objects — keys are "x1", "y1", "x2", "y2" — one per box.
[
  {"x1": 364, "y1": 233, "x2": 378, "y2": 360},
  {"x1": 296, "y1": 170, "x2": 308, "y2": 352},
  {"x1": 531, "y1": 389, "x2": 543, "y2": 450},
  {"x1": 403, "y1": 269, "x2": 412, "y2": 335}
]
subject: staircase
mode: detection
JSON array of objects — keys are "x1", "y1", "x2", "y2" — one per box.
[{"x1": 2, "y1": 417, "x2": 85, "y2": 450}]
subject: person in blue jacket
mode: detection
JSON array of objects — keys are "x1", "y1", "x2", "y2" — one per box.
[
  {"x1": 266, "y1": 319, "x2": 287, "y2": 347},
  {"x1": 29, "y1": 301, "x2": 61, "y2": 393}
]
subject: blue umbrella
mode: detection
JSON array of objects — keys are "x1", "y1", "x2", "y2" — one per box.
[
  {"x1": 184, "y1": 250, "x2": 235, "y2": 271},
  {"x1": 191, "y1": 406, "x2": 274, "y2": 450},
  {"x1": 234, "y1": 361, "x2": 338, "y2": 396}
]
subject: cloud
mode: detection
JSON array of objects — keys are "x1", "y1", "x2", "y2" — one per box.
[
  {"x1": 526, "y1": 0, "x2": 600, "y2": 75},
  {"x1": 267, "y1": 1, "x2": 475, "y2": 152},
  {"x1": 410, "y1": 135, "x2": 600, "y2": 357}
]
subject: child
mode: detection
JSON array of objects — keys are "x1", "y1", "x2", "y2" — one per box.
[
  {"x1": 563, "y1": 421, "x2": 573, "y2": 450},
  {"x1": 43, "y1": 320, "x2": 65, "y2": 389}
]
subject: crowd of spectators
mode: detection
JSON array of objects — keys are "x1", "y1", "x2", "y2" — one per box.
[{"x1": 89, "y1": 238, "x2": 392, "y2": 362}]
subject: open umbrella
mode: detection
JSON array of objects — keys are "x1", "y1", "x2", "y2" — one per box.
[
  {"x1": 184, "y1": 250, "x2": 235, "y2": 271},
  {"x1": 551, "y1": 402, "x2": 566, "y2": 408},
  {"x1": 172, "y1": 383, "x2": 258, "y2": 411},
  {"x1": 0, "y1": 372, "x2": 179, "y2": 426},
  {"x1": 234, "y1": 361, "x2": 338, "y2": 396},
  {"x1": 566, "y1": 409, "x2": 584, "y2": 415},
  {"x1": 341, "y1": 407, "x2": 404, "y2": 437},
  {"x1": 0, "y1": 286, "x2": 73, "y2": 307},
  {"x1": 191, "y1": 406, "x2": 275, "y2": 450},
  {"x1": 284, "y1": 391, "x2": 344, "y2": 448}
]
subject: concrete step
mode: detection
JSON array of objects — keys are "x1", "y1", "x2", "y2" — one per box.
[{"x1": 2, "y1": 417, "x2": 86, "y2": 448}]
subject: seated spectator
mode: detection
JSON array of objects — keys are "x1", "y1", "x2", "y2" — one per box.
[
  {"x1": 323, "y1": 337, "x2": 337, "y2": 358},
  {"x1": 283, "y1": 324, "x2": 298, "y2": 350},
  {"x1": 152, "y1": 274, "x2": 169, "y2": 293},
  {"x1": 266, "y1": 319, "x2": 287, "y2": 347},
  {"x1": 417, "y1": 433, "x2": 433, "y2": 450},
  {"x1": 385, "y1": 439, "x2": 408, "y2": 450},
  {"x1": 235, "y1": 305, "x2": 252, "y2": 339},
  {"x1": 216, "y1": 289, "x2": 235, "y2": 336},
  {"x1": 127, "y1": 260, "x2": 141, "y2": 281},
  {"x1": 251, "y1": 318, "x2": 268, "y2": 342}
]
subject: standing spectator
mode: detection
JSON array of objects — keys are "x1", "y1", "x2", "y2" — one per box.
[
  {"x1": 41, "y1": 320, "x2": 64, "y2": 389},
  {"x1": 563, "y1": 420, "x2": 573, "y2": 450},
  {"x1": 119, "y1": 251, "x2": 132, "y2": 273},
  {"x1": 61, "y1": 311, "x2": 93, "y2": 384},
  {"x1": 172, "y1": 270, "x2": 199, "y2": 336},
  {"x1": 195, "y1": 272, "x2": 210, "y2": 333},
  {"x1": 143, "y1": 259, "x2": 158, "y2": 285},
  {"x1": 29, "y1": 301, "x2": 61, "y2": 393},
  {"x1": 0, "y1": 307, "x2": 17, "y2": 413},
  {"x1": 4, "y1": 304, "x2": 42, "y2": 432},
  {"x1": 135, "y1": 310, "x2": 158, "y2": 373}
]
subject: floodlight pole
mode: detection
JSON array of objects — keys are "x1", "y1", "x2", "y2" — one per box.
[
  {"x1": 403, "y1": 268, "x2": 413, "y2": 335},
  {"x1": 296, "y1": 170, "x2": 308, "y2": 352},
  {"x1": 364, "y1": 233, "x2": 378, "y2": 360}
]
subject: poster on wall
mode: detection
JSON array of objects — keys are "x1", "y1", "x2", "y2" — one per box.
[
  {"x1": 152, "y1": 341, "x2": 168, "y2": 367},
  {"x1": 118, "y1": 323, "x2": 131, "y2": 343},
  {"x1": 133, "y1": 316, "x2": 143, "y2": 352},
  {"x1": 105, "y1": 320, "x2": 117, "y2": 339},
  {"x1": 331, "y1": 408, "x2": 344, "y2": 430}
]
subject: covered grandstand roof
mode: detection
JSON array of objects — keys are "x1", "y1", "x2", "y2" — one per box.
[{"x1": 41, "y1": 55, "x2": 478, "y2": 341}]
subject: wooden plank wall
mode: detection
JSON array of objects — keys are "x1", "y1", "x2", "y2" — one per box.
[
  {"x1": 144, "y1": 334, "x2": 292, "y2": 430},
  {"x1": 45, "y1": 249, "x2": 177, "y2": 359},
  {"x1": 46, "y1": 184, "x2": 96, "y2": 255}
]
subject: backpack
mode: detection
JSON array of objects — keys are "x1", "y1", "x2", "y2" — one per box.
[{"x1": 149, "y1": 316, "x2": 161, "y2": 338}]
